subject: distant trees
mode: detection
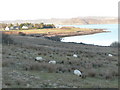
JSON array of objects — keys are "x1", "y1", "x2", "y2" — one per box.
[
  {"x1": 0, "y1": 22, "x2": 56, "y2": 30},
  {"x1": 34, "y1": 23, "x2": 44, "y2": 29},
  {"x1": 43, "y1": 24, "x2": 55, "y2": 28},
  {"x1": 19, "y1": 23, "x2": 55, "y2": 29},
  {"x1": 19, "y1": 23, "x2": 34, "y2": 29},
  {"x1": 34, "y1": 23, "x2": 55, "y2": 29},
  {"x1": 0, "y1": 23, "x2": 7, "y2": 28},
  {"x1": 9, "y1": 24, "x2": 14, "y2": 27}
]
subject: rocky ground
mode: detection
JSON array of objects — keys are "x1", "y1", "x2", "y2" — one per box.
[{"x1": 1, "y1": 34, "x2": 119, "y2": 88}]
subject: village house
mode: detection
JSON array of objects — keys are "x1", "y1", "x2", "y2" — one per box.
[
  {"x1": 5, "y1": 26, "x2": 20, "y2": 30},
  {"x1": 22, "y1": 26, "x2": 28, "y2": 30},
  {"x1": 5, "y1": 26, "x2": 10, "y2": 30},
  {"x1": 10, "y1": 26, "x2": 20, "y2": 30},
  {"x1": 13, "y1": 26, "x2": 20, "y2": 30}
]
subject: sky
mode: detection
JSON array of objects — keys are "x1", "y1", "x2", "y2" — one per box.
[{"x1": 0, "y1": 0, "x2": 119, "y2": 21}]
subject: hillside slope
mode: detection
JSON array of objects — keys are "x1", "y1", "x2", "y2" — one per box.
[{"x1": 0, "y1": 17, "x2": 117, "y2": 25}]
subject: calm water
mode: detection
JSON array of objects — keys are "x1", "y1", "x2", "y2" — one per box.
[{"x1": 57, "y1": 24, "x2": 118, "y2": 46}]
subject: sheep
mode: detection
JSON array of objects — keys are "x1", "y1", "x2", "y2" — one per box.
[
  {"x1": 81, "y1": 73, "x2": 86, "y2": 79},
  {"x1": 108, "y1": 54, "x2": 113, "y2": 57},
  {"x1": 48, "y1": 60, "x2": 56, "y2": 64},
  {"x1": 73, "y1": 54, "x2": 78, "y2": 58},
  {"x1": 35, "y1": 57, "x2": 44, "y2": 62},
  {"x1": 74, "y1": 69, "x2": 82, "y2": 77}
]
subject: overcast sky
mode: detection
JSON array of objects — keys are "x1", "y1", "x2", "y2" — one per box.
[{"x1": 0, "y1": 0, "x2": 119, "y2": 21}]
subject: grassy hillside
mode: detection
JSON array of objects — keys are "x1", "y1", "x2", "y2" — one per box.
[{"x1": 2, "y1": 34, "x2": 118, "y2": 88}]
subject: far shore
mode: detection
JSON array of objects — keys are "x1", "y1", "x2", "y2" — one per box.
[{"x1": 1, "y1": 27, "x2": 110, "y2": 38}]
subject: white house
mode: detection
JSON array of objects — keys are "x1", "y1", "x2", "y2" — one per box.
[
  {"x1": 22, "y1": 26, "x2": 28, "y2": 30},
  {"x1": 9, "y1": 26, "x2": 14, "y2": 30},
  {"x1": 5, "y1": 26, "x2": 10, "y2": 30}
]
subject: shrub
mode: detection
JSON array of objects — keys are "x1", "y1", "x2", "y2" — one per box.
[
  {"x1": 47, "y1": 64, "x2": 56, "y2": 73},
  {"x1": 66, "y1": 53, "x2": 72, "y2": 56},
  {"x1": 24, "y1": 62, "x2": 57, "y2": 73},
  {"x1": 2, "y1": 59, "x2": 15, "y2": 67},
  {"x1": 111, "y1": 70, "x2": 118, "y2": 76},
  {"x1": 99, "y1": 69, "x2": 117, "y2": 79},
  {"x1": 104, "y1": 72, "x2": 113, "y2": 79},
  {"x1": 87, "y1": 69, "x2": 96, "y2": 77},
  {"x1": 45, "y1": 36, "x2": 61, "y2": 41},
  {"x1": 110, "y1": 41, "x2": 120, "y2": 47},
  {"x1": 18, "y1": 32, "x2": 26, "y2": 36},
  {"x1": 56, "y1": 64, "x2": 68, "y2": 73},
  {"x1": 2, "y1": 33, "x2": 14, "y2": 45}
]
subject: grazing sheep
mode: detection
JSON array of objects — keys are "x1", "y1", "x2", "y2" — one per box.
[
  {"x1": 74, "y1": 69, "x2": 82, "y2": 77},
  {"x1": 35, "y1": 57, "x2": 44, "y2": 62},
  {"x1": 73, "y1": 54, "x2": 78, "y2": 58},
  {"x1": 108, "y1": 54, "x2": 113, "y2": 57},
  {"x1": 49, "y1": 60, "x2": 56, "y2": 64}
]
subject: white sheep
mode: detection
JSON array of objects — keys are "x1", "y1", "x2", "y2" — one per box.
[
  {"x1": 49, "y1": 60, "x2": 56, "y2": 64},
  {"x1": 74, "y1": 69, "x2": 82, "y2": 77},
  {"x1": 108, "y1": 54, "x2": 113, "y2": 57},
  {"x1": 35, "y1": 57, "x2": 44, "y2": 62},
  {"x1": 73, "y1": 54, "x2": 78, "y2": 58}
]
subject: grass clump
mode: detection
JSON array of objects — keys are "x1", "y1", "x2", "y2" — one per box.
[
  {"x1": 2, "y1": 59, "x2": 15, "y2": 67},
  {"x1": 18, "y1": 32, "x2": 26, "y2": 36},
  {"x1": 87, "y1": 69, "x2": 96, "y2": 77},
  {"x1": 110, "y1": 41, "x2": 120, "y2": 48},
  {"x1": 24, "y1": 62, "x2": 57, "y2": 73},
  {"x1": 2, "y1": 33, "x2": 15, "y2": 45}
]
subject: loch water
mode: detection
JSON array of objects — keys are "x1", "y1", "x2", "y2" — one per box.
[{"x1": 57, "y1": 24, "x2": 118, "y2": 46}]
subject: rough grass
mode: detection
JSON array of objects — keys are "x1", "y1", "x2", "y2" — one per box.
[
  {"x1": 110, "y1": 41, "x2": 120, "y2": 48},
  {"x1": 2, "y1": 33, "x2": 15, "y2": 45},
  {"x1": 2, "y1": 35, "x2": 118, "y2": 88}
]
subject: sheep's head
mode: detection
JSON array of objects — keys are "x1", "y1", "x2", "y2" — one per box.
[{"x1": 79, "y1": 74, "x2": 82, "y2": 77}]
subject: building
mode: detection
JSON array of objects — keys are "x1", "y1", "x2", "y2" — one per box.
[
  {"x1": 9, "y1": 26, "x2": 20, "y2": 30},
  {"x1": 22, "y1": 26, "x2": 28, "y2": 30},
  {"x1": 13, "y1": 26, "x2": 20, "y2": 30},
  {"x1": 5, "y1": 26, "x2": 10, "y2": 30}
]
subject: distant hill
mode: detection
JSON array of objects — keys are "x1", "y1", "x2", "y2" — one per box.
[
  {"x1": 0, "y1": 17, "x2": 118, "y2": 25},
  {"x1": 61, "y1": 17, "x2": 118, "y2": 25}
]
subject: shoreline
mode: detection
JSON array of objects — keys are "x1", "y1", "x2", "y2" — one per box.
[{"x1": 44, "y1": 29, "x2": 109, "y2": 37}]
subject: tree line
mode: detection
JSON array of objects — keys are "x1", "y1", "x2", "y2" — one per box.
[{"x1": 0, "y1": 23, "x2": 56, "y2": 30}]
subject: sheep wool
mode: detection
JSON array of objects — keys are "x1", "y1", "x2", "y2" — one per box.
[
  {"x1": 35, "y1": 57, "x2": 43, "y2": 61},
  {"x1": 108, "y1": 54, "x2": 113, "y2": 57},
  {"x1": 49, "y1": 60, "x2": 56, "y2": 64},
  {"x1": 74, "y1": 69, "x2": 82, "y2": 77},
  {"x1": 73, "y1": 54, "x2": 78, "y2": 58}
]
